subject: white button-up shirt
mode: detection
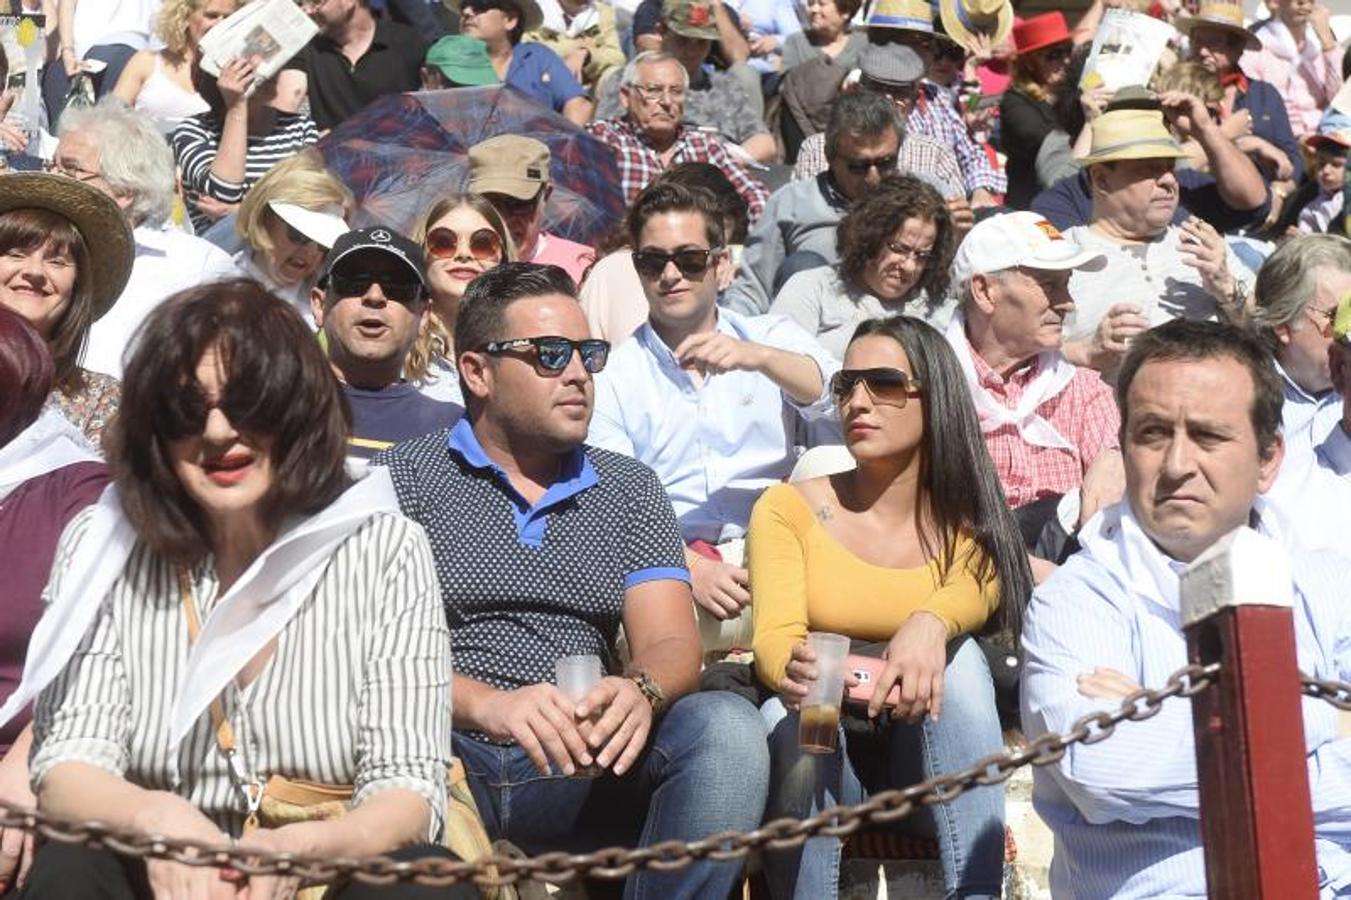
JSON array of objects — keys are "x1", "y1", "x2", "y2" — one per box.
[
  {"x1": 588, "y1": 308, "x2": 839, "y2": 543},
  {"x1": 83, "y1": 225, "x2": 240, "y2": 378}
]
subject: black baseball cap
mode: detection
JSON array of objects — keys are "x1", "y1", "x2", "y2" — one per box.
[{"x1": 320, "y1": 226, "x2": 427, "y2": 285}]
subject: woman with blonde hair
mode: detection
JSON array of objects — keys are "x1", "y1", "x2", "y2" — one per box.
[
  {"x1": 999, "y1": 11, "x2": 1076, "y2": 209},
  {"x1": 234, "y1": 149, "x2": 352, "y2": 321},
  {"x1": 408, "y1": 193, "x2": 515, "y2": 405}
]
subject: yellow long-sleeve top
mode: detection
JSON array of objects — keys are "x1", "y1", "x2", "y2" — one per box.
[{"x1": 749, "y1": 483, "x2": 1001, "y2": 691}]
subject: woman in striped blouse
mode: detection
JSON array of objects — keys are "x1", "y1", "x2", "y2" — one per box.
[
  {"x1": 172, "y1": 58, "x2": 319, "y2": 237},
  {"x1": 13, "y1": 280, "x2": 472, "y2": 900}
]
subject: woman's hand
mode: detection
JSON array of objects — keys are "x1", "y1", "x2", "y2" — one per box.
[
  {"x1": 778, "y1": 641, "x2": 859, "y2": 711},
  {"x1": 132, "y1": 792, "x2": 236, "y2": 900},
  {"x1": 216, "y1": 56, "x2": 258, "y2": 109},
  {"x1": 228, "y1": 825, "x2": 313, "y2": 900},
  {"x1": 0, "y1": 736, "x2": 35, "y2": 894},
  {"x1": 194, "y1": 195, "x2": 239, "y2": 223},
  {"x1": 871, "y1": 612, "x2": 949, "y2": 722},
  {"x1": 1079, "y1": 85, "x2": 1113, "y2": 123}
]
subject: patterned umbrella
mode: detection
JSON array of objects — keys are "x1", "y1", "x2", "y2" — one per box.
[{"x1": 317, "y1": 85, "x2": 625, "y2": 246}]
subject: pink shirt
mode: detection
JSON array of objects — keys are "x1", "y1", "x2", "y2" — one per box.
[
  {"x1": 530, "y1": 231, "x2": 596, "y2": 284},
  {"x1": 1242, "y1": 19, "x2": 1343, "y2": 137}
]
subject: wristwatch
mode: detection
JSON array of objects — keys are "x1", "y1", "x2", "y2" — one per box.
[{"x1": 624, "y1": 668, "x2": 666, "y2": 715}]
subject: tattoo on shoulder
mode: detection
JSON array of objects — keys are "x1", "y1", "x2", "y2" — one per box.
[{"x1": 816, "y1": 505, "x2": 833, "y2": 522}]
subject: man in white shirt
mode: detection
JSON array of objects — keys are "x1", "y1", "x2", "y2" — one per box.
[
  {"x1": 1252, "y1": 233, "x2": 1351, "y2": 460},
  {"x1": 52, "y1": 101, "x2": 238, "y2": 378},
  {"x1": 588, "y1": 180, "x2": 838, "y2": 627}
]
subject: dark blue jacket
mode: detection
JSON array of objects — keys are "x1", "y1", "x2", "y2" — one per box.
[{"x1": 1234, "y1": 77, "x2": 1304, "y2": 185}]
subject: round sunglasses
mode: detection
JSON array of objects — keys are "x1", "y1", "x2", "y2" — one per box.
[
  {"x1": 830, "y1": 367, "x2": 923, "y2": 407},
  {"x1": 425, "y1": 227, "x2": 504, "y2": 263}
]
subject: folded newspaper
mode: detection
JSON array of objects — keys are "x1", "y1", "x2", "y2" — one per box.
[
  {"x1": 1079, "y1": 8, "x2": 1176, "y2": 94},
  {"x1": 197, "y1": 0, "x2": 318, "y2": 81}
]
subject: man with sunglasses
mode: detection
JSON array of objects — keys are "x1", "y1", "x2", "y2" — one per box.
[
  {"x1": 372, "y1": 262, "x2": 769, "y2": 898},
  {"x1": 590, "y1": 182, "x2": 837, "y2": 634},
  {"x1": 948, "y1": 212, "x2": 1123, "y2": 562},
  {"x1": 467, "y1": 135, "x2": 595, "y2": 283},
  {"x1": 312, "y1": 226, "x2": 460, "y2": 469}
]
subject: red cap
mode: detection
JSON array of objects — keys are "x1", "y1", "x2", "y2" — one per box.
[{"x1": 1012, "y1": 11, "x2": 1071, "y2": 56}]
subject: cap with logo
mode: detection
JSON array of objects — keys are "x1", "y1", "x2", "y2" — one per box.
[
  {"x1": 321, "y1": 226, "x2": 427, "y2": 286},
  {"x1": 662, "y1": 0, "x2": 720, "y2": 40},
  {"x1": 424, "y1": 35, "x2": 500, "y2": 87},
  {"x1": 951, "y1": 211, "x2": 1107, "y2": 287},
  {"x1": 468, "y1": 135, "x2": 552, "y2": 201},
  {"x1": 860, "y1": 43, "x2": 925, "y2": 86}
]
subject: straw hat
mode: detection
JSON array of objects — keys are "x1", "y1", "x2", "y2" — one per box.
[
  {"x1": 0, "y1": 173, "x2": 134, "y2": 321},
  {"x1": 1078, "y1": 108, "x2": 1189, "y2": 166},
  {"x1": 1174, "y1": 1, "x2": 1261, "y2": 52},
  {"x1": 444, "y1": 0, "x2": 543, "y2": 35},
  {"x1": 939, "y1": 0, "x2": 1013, "y2": 55},
  {"x1": 865, "y1": 0, "x2": 936, "y2": 34}
]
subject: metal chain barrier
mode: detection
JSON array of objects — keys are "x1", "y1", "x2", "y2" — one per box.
[
  {"x1": 1302, "y1": 673, "x2": 1351, "y2": 711},
  {"x1": 0, "y1": 661, "x2": 1220, "y2": 888}
]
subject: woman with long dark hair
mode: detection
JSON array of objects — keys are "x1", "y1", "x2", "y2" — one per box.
[{"x1": 750, "y1": 315, "x2": 1031, "y2": 900}]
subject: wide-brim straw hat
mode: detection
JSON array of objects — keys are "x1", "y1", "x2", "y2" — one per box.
[
  {"x1": 1078, "y1": 108, "x2": 1190, "y2": 165},
  {"x1": 939, "y1": 0, "x2": 1013, "y2": 55},
  {"x1": 444, "y1": 0, "x2": 543, "y2": 35},
  {"x1": 0, "y1": 173, "x2": 134, "y2": 321},
  {"x1": 1174, "y1": 2, "x2": 1262, "y2": 52}
]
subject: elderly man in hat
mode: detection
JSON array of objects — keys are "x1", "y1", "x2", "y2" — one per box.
[
  {"x1": 51, "y1": 101, "x2": 238, "y2": 380},
  {"x1": 450, "y1": 0, "x2": 595, "y2": 124},
  {"x1": 468, "y1": 135, "x2": 595, "y2": 283},
  {"x1": 587, "y1": 51, "x2": 770, "y2": 218},
  {"x1": 946, "y1": 211, "x2": 1123, "y2": 562},
  {"x1": 1047, "y1": 105, "x2": 1259, "y2": 375},
  {"x1": 597, "y1": 0, "x2": 775, "y2": 162},
  {"x1": 789, "y1": 42, "x2": 968, "y2": 202}
]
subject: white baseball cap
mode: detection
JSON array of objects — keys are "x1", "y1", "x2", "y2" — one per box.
[
  {"x1": 268, "y1": 201, "x2": 349, "y2": 249},
  {"x1": 950, "y1": 211, "x2": 1106, "y2": 288}
]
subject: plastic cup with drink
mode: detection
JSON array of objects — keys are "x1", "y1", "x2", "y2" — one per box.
[
  {"x1": 799, "y1": 632, "x2": 850, "y2": 754},
  {"x1": 555, "y1": 653, "x2": 603, "y2": 703}
]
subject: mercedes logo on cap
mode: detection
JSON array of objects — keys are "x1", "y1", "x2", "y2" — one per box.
[{"x1": 370, "y1": 229, "x2": 392, "y2": 243}]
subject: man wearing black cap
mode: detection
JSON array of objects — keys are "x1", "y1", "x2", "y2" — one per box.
[{"x1": 312, "y1": 226, "x2": 462, "y2": 467}]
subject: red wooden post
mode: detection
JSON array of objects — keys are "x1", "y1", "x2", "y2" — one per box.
[{"x1": 1179, "y1": 527, "x2": 1319, "y2": 899}]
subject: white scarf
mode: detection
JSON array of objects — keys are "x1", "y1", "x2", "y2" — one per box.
[
  {"x1": 0, "y1": 408, "x2": 101, "y2": 503},
  {"x1": 1257, "y1": 16, "x2": 1321, "y2": 65},
  {"x1": 943, "y1": 314, "x2": 1076, "y2": 451},
  {"x1": 0, "y1": 468, "x2": 401, "y2": 749}
]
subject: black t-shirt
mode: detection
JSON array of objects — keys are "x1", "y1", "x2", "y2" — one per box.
[
  {"x1": 343, "y1": 381, "x2": 462, "y2": 460},
  {"x1": 285, "y1": 19, "x2": 428, "y2": 131}
]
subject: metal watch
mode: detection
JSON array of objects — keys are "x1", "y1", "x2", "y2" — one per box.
[{"x1": 624, "y1": 668, "x2": 666, "y2": 714}]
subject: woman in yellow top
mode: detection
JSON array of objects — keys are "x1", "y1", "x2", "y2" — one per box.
[{"x1": 749, "y1": 315, "x2": 1031, "y2": 900}]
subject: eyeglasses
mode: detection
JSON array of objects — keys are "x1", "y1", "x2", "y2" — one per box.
[
  {"x1": 885, "y1": 239, "x2": 933, "y2": 264},
  {"x1": 842, "y1": 154, "x2": 898, "y2": 175},
  {"x1": 1308, "y1": 304, "x2": 1339, "y2": 332},
  {"x1": 482, "y1": 336, "x2": 611, "y2": 374},
  {"x1": 425, "y1": 227, "x2": 504, "y2": 263},
  {"x1": 327, "y1": 273, "x2": 425, "y2": 305},
  {"x1": 632, "y1": 247, "x2": 722, "y2": 280},
  {"x1": 630, "y1": 83, "x2": 686, "y2": 102},
  {"x1": 830, "y1": 367, "x2": 923, "y2": 407},
  {"x1": 44, "y1": 158, "x2": 102, "y2": 183}
]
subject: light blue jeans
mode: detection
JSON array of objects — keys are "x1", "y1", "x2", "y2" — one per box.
[
  {"x1": 455, "y1": 690, "x2": 769, "y2": 900},
  {"x1": 760, "y1": 636, "x2": 1005, "y2": 900}
]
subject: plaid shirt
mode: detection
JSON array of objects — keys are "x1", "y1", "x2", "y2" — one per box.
[
  {"x1": 910, "y1": 81, "x2": 1005, "y2": 196},
  {"x1": 791, "y1": 130, "x2": 966, "y2": 198},
  {"x1": 969, "y1": 348, "x2": 1120, "y2": 509},
  {"x1": 586, "y1": 117, "x2": 769, "y2": 221}
]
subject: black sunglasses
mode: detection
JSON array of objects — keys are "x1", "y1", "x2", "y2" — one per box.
[
  {"x1": 156, "y1": 386, "x2": 259, "y2": 441},
  {"x1": 842, "y1": 154, "x2": 899, "y2": 175},
  {"x1": 482, "y1": 336, "x2": 611, "y2": 374},
  {"x1": 327, "y1": 273, "x2": 424, "y2": 305},
  {"x1": 284, "y1": 222, "x2": 315, "y2": 248},
  {"x1": 830, "y1": 367, "x2": 923, "y2": 407},
  {"x1": 632, "y1": 247, "x2": 722, "y2": 280}
]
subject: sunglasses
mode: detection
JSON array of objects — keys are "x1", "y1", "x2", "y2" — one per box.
[
  {"x1": 425, "y1": 227, "x2": 504, "y2": 263},
  {"x1": 631, "y1": 247, "x2": 721, "y2": 280},
  {"x1": 482, "y1": 336, "x2": 611, "y2": 374},
  {"x1": 156, "y1": 387, "x2": 260, "y2": 441},
  {"x1": 327, "y1": 273, "x2": 424, "y2": 304},
  {"x1": 490, "y1": 194, "x2": 541, "y2": 219},
  {"x1": 842, "y1": 154, "x2": 899, "y2": 175},
  {"x1": 283, "y1": 221, "x2": 315, "y2": 248},
  {"x1": 830, "y1": 367, "x2": 923, "y2": 407}
]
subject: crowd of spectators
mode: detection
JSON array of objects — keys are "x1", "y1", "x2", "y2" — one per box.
[{"x1": 5, "y1": 0, "x2": 1351, "y2": 896}]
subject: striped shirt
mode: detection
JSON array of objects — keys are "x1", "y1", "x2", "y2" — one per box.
[
  {"x1": 171, "y1": 111, "x2": 319, "y2": 233},
  {"x1": 30, "y1": 509, "x2": 452, "y2": 838}
]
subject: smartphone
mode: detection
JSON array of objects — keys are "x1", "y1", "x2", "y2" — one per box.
[{"x1": 844, "y1": 654, "x2": 900, "y2": 708}]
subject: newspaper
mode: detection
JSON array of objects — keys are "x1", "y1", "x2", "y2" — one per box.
[
  {"x1": 197, "y1": 0, "x2": 317, "y2": 81},
  {"x1": 1079, "y1": 8, "x2": 1177, "y2": 94}
]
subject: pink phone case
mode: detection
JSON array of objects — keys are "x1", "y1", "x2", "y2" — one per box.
[{"x1": 845, "y1": 655, "x2": 900, "y2": 707}]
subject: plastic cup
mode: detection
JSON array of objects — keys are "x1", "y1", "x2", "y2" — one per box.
[
  {"x1": 799, "y1": 632, "x2": 850, "y2": 754},
  {"x1": 555, "y1": 654, "x2": 603, "y2": 703}
]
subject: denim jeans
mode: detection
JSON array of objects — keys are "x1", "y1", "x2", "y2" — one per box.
[
  {"x1": 454, "y1": 690, "x2": 769, "y2": 900},
  {"x1": 760, "y1": 636, "x2": 1005, "y2": 900}
]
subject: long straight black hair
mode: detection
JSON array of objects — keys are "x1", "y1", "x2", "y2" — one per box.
[{"x1": 848, "y1": 316, "x2": 1033, "y2": 643}]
